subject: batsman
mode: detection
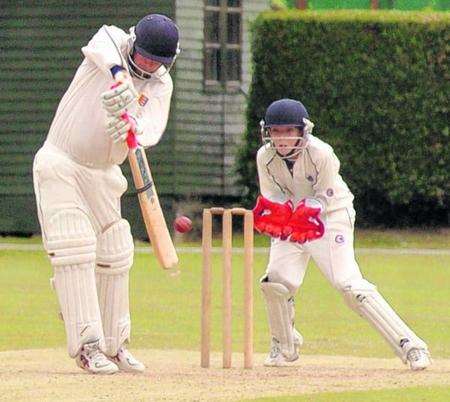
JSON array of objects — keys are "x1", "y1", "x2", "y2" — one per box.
[
  {"x1": 32, "y1": 14, "x2": 179, "y2": 374},
  {"x1": 253, "y1": 99, "x2": 431, "y2": 370}
]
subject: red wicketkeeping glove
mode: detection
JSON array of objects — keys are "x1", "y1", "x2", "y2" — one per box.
[
  {"x1": 252, "y1": 195, "x2": 293, "y2": 238},
  {"x1": 282, "y1": 199, "x2": 325, "y2": 244}
]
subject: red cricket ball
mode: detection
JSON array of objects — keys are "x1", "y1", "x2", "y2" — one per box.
[{"x1": 173, "y1": 216, "x2": 193, "y2": 233}]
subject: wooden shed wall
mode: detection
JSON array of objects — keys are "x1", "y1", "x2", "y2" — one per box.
[
  {"x1": 173, "y1": 0, "x2": 268, "y2": 197},
  {"x1": 0, "y1": 1, "x2": 175, "y2": 233}
]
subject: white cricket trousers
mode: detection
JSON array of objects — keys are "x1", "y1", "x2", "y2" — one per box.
[
  {"x1": 265, "y1": 207, "x2": 429, "y2": 363},
  {"x1": 33, "y1": 142, "x2": 127, "y2": 235},
  {"x1": 266, "y1": 207, "x2": 361, "y2": 293}
]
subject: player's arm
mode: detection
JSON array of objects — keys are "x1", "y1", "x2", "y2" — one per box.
[
  {"x1": 256, "y1": 147, "x2": 288, "y2": 203},
  {"x1": 130, "y1": 81, "x2": 173, "y2": 148},
  {"x1": 253, "y1": 148, "x2": 293, "y2": 237},
  {"x1": 310, "y1": 146, "x2": 341, "y2": 213},
  {"x1": 81, "y1": 25, "x2": 129, "y2": 76},
  {"x1": 280, "y1": 148, "x2": 338, "y2": 243},
  {"x1": 82, "y1": 25, "x2": 140, "y2": 146},
  {"x1": 282, "y1": 148, "x2": 338, "y2": 244}
]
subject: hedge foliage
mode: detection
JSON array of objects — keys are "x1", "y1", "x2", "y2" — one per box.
[
  {"x1": 237, "y1": 10, "x2": 449, "y2": 226},
  {"x1": 272, "y1": 0, "x2": 450, "y2": 11}
]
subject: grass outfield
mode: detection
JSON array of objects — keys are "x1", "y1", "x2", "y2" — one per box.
[
  {"x1": 1, "y1": 227, "x2": 449, "y2": 248},
  {"x1": 0, "y1": 232, "x2": 449, "y2": 401},
  {"x1": 1, "y1": 237, "x2": 448, "y2": 356}
]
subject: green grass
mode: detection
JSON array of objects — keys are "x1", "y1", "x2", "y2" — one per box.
[
  {"x1": 179, "y1": 228, "x2": 450, "y2": 248},
  {"x1": 247, "y1": 386, "x2": 450, "y2": 402},
  {"x1": 2, "y1": 227, "x2": 449, "y2": 248},
  {"x1": 1, "y1": 235, "x2": 449, "y2": 401},
  {"x1": 353, "y1": 228, "x2": 450, "y2": 249},
  {"x1": 0, "y1": 237, "x2": 449, "y2": 357}
]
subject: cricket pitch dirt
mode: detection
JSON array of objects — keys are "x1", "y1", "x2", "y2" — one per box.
[{"x1": 1, "y1": 349, "x2": 449, "y2": 401}]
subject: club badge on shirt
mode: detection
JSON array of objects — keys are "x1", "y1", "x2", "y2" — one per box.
[{"x1": 138, "y1": 94, "x2": 149, "y2": 107}]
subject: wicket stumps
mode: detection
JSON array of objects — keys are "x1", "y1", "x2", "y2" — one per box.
[{"x1": 201, "y1": 207, "x2": 254, "y2": 369}]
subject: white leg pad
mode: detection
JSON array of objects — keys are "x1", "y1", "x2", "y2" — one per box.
[
  {"x1": 288, "y1": 297, "x2": 303, "y2": 348},
  {"x1": 45, "y1": 209, "x2": 104, "y2": 358},
  {"x1": 341, "y1": 279, "x2": 428, "y2": 362},
  {"x1": 95, "y1": 219, "x2": 134, "y2": 357},
  {"x1": 261, "y1": 281, "x2": 297, "y2": 359}
]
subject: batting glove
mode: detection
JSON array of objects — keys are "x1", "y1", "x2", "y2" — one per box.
[
  {"x1": 101, "y1": 82, "x2": 138, "y2": 117},
  {"x1": 106, "y1": 113, "x2": 142, "y2": 144}
]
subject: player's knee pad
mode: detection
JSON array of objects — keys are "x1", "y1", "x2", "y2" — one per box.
[
  {"x1": 260, "y1": 278, "x2": 298, "y2": 360},
  {"x1": 265, "y1": 270, "x2": 299, "y2": 295},
  {"x1": 45, "y1": 209, "x2": 104, "y2": 358},
  {"x1": 95, "y1": 219, "x2": 134, "y2": 356},
  {"x1": 340, "y1": 278, "x2": 428, "y2": 362},
  {"x1": 45, "y1": 208, "x2": 97, "y2": 266}
]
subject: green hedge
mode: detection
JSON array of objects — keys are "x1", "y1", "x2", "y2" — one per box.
[
  {"x1": 273, "y1": 0, "x2": 450, "y2": 11},
  {"x1": 237, "y1": 11, "x2": 449, "y2": 226}
]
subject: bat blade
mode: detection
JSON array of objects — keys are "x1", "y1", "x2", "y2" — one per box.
[{"x1": 128, "y1": 146, "x2": 178, "y2": 269}]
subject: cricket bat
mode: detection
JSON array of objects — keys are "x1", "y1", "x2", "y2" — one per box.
[
  {"x1": 127, "y1": 143, "x2": 179, "y2": 270},
  {"x1": 109, "y1": 79, "x2": 178, "y2": 269}
]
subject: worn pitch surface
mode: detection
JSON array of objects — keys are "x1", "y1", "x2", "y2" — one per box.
[{"x1": 1, "y1": 349, "x2": 449, "y2": 401}]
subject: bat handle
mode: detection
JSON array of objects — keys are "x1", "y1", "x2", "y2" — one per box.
[
  {"x1": 119, "y1": 112, "x2": 138, "y2": 149},
  {"x1": 126, "y1": 127, "x2": 138, "y2": 149}
]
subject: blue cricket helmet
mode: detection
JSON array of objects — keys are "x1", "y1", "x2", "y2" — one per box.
[
  {"x1": 134, "y1": 14, "x2": 179, "y2": 65},
  {"x1": 260, "y1": 98, "x2": 314, "y2": 159},
  {"x1": 264, "y1": 99, "x2": 309, "y2": 128}
]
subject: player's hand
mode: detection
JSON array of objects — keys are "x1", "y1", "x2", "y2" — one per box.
[
  {"x1": 283, "y1": 198, "x2": 324, "y2": 243},
  {"x1": 288, "y1": 227, "x2": 324, "y2": 244},
  {"x1": 101, "y1": 81, "x2": 138, "y2": 117},
  {"x1": 252, "y1": 195, "x2": 293, "y2": 238},
  {"x1": 113, "y1": 69, "x2": 133, "y2": 85},
  {"x1": 106, "y1": 113, "x2": 142, "y2": 144}
]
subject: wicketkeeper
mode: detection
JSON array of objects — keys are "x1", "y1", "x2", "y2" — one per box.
[
  {"x1": 253, "y1": 98, "x2": 431, "y2": 370},
  {"x1": 32, "y1": 14, "x2": 179, "y2": 374}
]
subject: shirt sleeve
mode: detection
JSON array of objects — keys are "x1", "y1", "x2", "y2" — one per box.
[
  {"x1": 81, "y1": 25, "x2": 128, "y2": 76},
  {"x1": 256, "y1": 148, "x2": 289, "y2": 203},
  {"x1": 312, "y1": 148, "x2": 341, "y2": 212},
  {"x1": 136, "y1": 79, "x2": 174, "y2": 148}
]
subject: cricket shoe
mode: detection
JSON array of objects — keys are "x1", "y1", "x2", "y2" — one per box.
[
  {"x1": 109, "y1": 347, "x2": 145, "y2": 373},
  {"x1": 264, "y1": 337, "x2": 300, "y2": 367},
  {"x1": 75, "y1": 339, "x2": 119, "y2": 374},
  {"x1": 407, "y1": 348, "x2": 431, "y2": 371}
]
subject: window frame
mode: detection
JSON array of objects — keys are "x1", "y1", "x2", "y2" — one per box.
[{"x1": 203, "y1": 0, "x2": 243, "y2": 92}]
